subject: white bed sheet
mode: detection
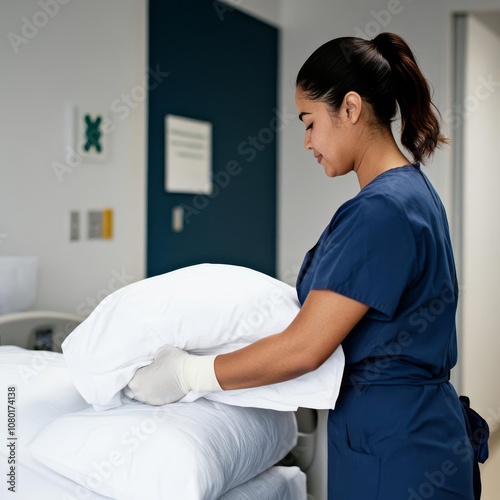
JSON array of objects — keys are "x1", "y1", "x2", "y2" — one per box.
[
  {"x1": 220, "y1": 466, "x2": 307, "y2": 500},
  {"x1": 6, "y1": 462, "x2": 306, "y2": 500},
  {"x1": 0, "y1": 347, "x2": 307, "y2": 500}
]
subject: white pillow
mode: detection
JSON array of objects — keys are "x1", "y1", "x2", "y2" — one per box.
[
  {"x1": 62, "y1": 263, "x2": 344, "y2": 411},
  {"x1": 29, "y1": 399, "x2": 297, "y2": 500}
]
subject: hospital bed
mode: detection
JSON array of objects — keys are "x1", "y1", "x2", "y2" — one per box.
[{"x1": 0, "y1": 311, "x2": 328, "y2": 499}]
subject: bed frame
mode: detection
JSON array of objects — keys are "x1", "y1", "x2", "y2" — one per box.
[{"x1": 0, "y1": 311, "x2": 327, "y2": 500}]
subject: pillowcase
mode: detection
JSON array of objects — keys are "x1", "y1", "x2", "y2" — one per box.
[
  {"x1": 62, "y1": 263, "x2": 344, "y2": 411},
  {"x1": 29, "y1": 399, "x2": 297, "y2": 500}
]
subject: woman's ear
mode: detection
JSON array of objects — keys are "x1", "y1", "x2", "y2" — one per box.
[{"x1": 343, "y1": 92, "x2": 362, "y2": 124}]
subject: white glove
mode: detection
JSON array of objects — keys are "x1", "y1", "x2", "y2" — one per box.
[{"x1": 127, "y1": 345, "x2": 222, "y2": 406}]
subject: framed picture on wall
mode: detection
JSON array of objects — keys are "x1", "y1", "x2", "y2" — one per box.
[{"x1": 71, "y1": 107, "x2": 109, "y2": 162}]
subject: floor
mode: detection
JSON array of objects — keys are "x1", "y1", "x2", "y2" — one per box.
[{"x1": 480, "y1": 430, "x2": 500, "y2": 499}]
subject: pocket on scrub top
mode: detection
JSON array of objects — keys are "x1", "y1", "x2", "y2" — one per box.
[{"x1": 328, "y1": 422, "x2": 380, "y2": 500}]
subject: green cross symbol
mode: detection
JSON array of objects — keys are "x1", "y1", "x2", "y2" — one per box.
[{"x1": 84, "y1": 114, "x2": 103, "y2": 153}]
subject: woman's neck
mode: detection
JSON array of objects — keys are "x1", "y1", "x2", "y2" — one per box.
[{"x1": 353, "y1": 129, "x2": 411, "y2": 189}]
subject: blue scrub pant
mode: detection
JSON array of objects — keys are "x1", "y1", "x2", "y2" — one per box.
[{"x1": 327, "y1": 382, "x2": 475, "y2": 499}]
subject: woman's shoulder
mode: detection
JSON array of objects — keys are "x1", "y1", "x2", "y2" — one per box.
[
  {"x1": 329, "y1": 165, "x2": 442, "y2": 243},
  {"x1": 336, "y1": 181, "x2": 408, "y2": 221},
  {"x1": 341, "y1": 165, "x2": 439, "y2": 218}
]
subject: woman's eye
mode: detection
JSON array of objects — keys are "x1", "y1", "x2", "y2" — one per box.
[{"x1": 306, "y1": 123, "x2": 313, "y2": 131}]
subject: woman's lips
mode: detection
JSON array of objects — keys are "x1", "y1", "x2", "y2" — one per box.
[{"x1": 315, "y1": 154, "x2": 323, "y2": 164}]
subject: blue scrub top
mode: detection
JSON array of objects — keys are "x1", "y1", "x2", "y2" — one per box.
[
  {"x1": 296, "y1": 163, "x2": 458, "y2": 386},
  {"x1": 296, "y1": 163, "x2": 476, "y2": 499}
]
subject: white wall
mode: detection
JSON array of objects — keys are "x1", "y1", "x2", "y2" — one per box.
[
  {"x1": 462, "y1": 12, "x2": 500, "y2": 429},
  {"x1": 0, "y1": 0, "x2": 147, "y2": 316},
  {"x1": 277, "y1": 0, "x2": 500, "y2": 286}
]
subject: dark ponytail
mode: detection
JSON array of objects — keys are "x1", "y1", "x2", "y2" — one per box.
[
  {"x1": 296, "y1": 33, "x2": 448, "y2": 163},
  {"x1": 372, "y1": 33, "x2": 449, "y2": 162}
]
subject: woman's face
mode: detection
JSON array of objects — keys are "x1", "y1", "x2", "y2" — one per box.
[{"x1": 295, "y1": 89, "x2": 357, "y2": 178}]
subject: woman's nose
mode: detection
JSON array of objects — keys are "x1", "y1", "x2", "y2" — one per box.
[{"x1": 304, "y1": 131, "x2": 312, "y2": 150}]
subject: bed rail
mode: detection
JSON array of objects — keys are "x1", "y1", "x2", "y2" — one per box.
[{"x1": 0, "y1": 311, "x2": 82, "y2": 352}]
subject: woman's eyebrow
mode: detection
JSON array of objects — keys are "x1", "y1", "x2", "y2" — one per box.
[{"x1": 298, "y1": 112, "x2": 311, "y2": 122}]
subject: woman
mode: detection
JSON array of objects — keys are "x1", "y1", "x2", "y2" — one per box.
[{"x1": 129, "y1": 33, "x2": 486, "y2": 499}]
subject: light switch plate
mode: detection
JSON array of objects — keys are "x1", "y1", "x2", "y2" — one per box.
[
  {"x1": 172, "y1": 206, "x2": 184, "y2": 232},
  {"x1": 70, "y1": 211, "x2": 79, "y2": 241}
]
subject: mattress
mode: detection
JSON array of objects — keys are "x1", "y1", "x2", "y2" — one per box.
[{"x1": 0, "y1": 346, "x2": 307, "y2": 499}]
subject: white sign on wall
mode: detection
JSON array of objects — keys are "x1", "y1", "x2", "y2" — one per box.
[{"x1": 165, "y1": 115, "x2": 212, "y2": 194}]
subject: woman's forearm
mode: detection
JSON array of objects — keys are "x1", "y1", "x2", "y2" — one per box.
[{"x1": 214, "y1": 289, "x2": 369, "y2": 390}]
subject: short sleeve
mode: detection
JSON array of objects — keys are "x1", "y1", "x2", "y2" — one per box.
[{"x1": 307, "y1": 194, "x2": 417, "y2": 320}]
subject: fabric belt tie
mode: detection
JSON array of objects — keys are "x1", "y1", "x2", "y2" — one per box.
[{"x1": 459, "y1": 395, "x2": 489, "y2": 500}]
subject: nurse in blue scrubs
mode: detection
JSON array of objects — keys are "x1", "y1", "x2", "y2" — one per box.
[{"x1": 129, "y1": 33, "x2": 487, "y2": 499}]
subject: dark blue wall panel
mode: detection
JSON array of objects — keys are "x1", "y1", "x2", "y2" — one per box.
[{"x1": 147, "y1": 0, "x2": 279, "y2": 277}]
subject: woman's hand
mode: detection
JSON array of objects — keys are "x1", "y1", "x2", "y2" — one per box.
[{"x1": 127, "y1": 345, "x2": 221, "y2": 405}]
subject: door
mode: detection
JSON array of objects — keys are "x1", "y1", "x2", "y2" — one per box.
[{"x1": 147, "y1": 0, "x2": 279, "y2": 278}]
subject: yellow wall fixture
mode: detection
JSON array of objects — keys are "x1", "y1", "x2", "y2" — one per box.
[{"x1": 102, "y1": 209, "x2": 113, "y2": 239}]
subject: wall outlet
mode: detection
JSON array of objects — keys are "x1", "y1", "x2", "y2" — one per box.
[{"x1": 88, "y1": 211, "x2": 103, "y2": 239}]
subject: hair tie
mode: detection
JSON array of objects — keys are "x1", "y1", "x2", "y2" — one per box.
[
  {"x1": 371, "y1": 35, "x2": 384, "y2": 53},
  {"x1": 371, "y1": 35, "x2": 392, "y2": 65}
]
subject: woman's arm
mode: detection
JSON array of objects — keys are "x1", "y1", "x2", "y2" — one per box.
[
  {"x1": 128, "y1": 289, "x2": 369, "y2": 405},
  {"x1": 215, "y1": 289, "x2": 369, "y2": 390}
]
